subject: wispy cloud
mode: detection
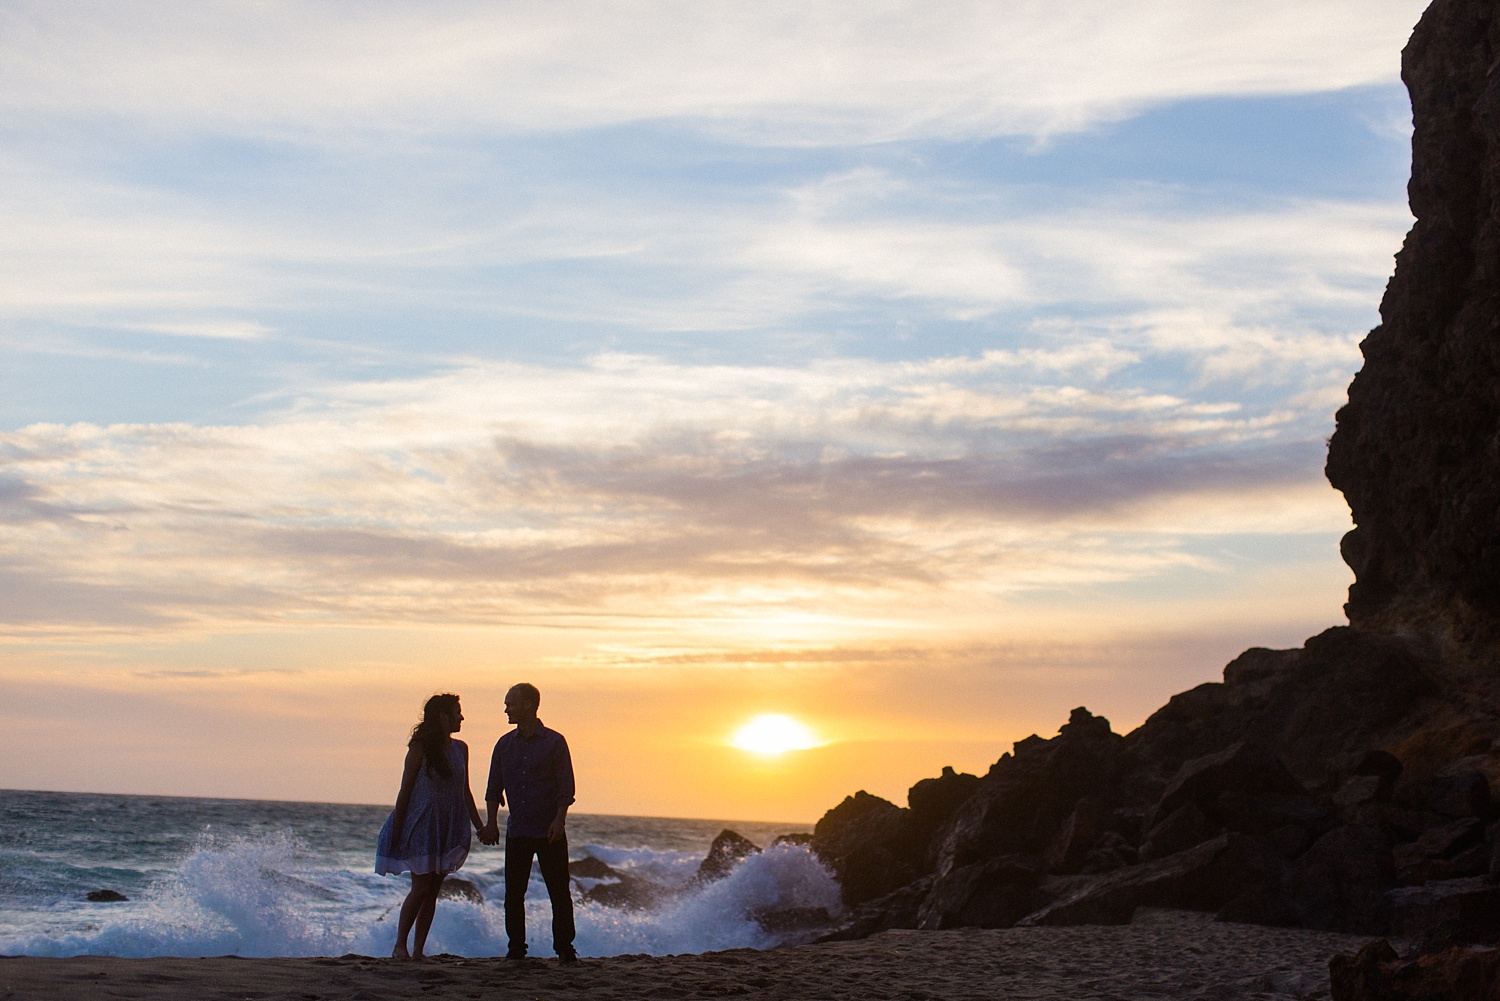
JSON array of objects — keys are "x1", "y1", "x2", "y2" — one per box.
[
  {"x1": 0, "y1": 146, "x2": 1408, "y2": 361},
  {"x1": 0, "y1": 350, "x2": 1350, "y2": 633},
  {"x1": 0, "y1": 2, "x2": 1425, "y2": 142}
]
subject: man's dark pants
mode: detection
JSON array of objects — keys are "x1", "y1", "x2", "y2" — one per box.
[{"x1": 504, "y1": 835, "x2": 575, "y2": 957}]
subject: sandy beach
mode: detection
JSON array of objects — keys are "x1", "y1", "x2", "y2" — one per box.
[{"x1": 0, "y1": 909, "x2": 1378, "y2": 1000}]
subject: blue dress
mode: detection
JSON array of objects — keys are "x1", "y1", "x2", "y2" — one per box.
[{"x1": 375, "y1": 739, "x2": 472, "y2": 876}]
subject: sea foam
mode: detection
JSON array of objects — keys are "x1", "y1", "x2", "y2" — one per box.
[{"x1": 0, "y1": 830, "x2": 842, "y2": 958}]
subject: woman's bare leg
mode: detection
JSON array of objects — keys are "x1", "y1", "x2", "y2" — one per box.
[
  {"x1": 411, "y1": 872, "x2": 446, "y2": 960},
  {"x1": 393, "y1": 873, "x2": 432, "y2": 960}
]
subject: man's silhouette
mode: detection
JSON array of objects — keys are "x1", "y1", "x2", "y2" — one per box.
[{"x1": 482, "y1": 683, "x2": 577, "y2": 963}]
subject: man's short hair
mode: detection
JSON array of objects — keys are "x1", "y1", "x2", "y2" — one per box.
[{"x1": 508, "y1": 682, "x2": 541, "y2": 708}]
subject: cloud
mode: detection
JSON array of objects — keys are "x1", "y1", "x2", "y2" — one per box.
[
  {"x1": 0, "y1": 139, "x2": 1408, "y2": 369},
  {"x1": 0, "y1": 4, "x2": 1403, "y2": 638},
  {"x1": 0, "y1": 1, "x2": 1426, "y2": 143},
  {"x1": 0, "y1": 350, "x2": 1352, "y2": 632},
  {"x1": 119, "y1": 321, "x2": 272, "y2": 341}
]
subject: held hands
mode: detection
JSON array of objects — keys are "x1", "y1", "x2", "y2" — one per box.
[{"x1": 478, "y1": 821, "x2": 500, "y2": 846}]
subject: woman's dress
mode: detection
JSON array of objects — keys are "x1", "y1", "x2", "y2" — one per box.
[{"x1": 375, "y1": 739, "x2": 472, "y2": 875}]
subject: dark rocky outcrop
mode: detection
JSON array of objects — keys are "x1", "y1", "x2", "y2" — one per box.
[
  {"x1": 570, "y1": 853, "x2": 672, "y2": 910},
  {"x1": 1331, "y1": 939, "x2": 1500, "y2": 1000},
  {"x1": 1388, "y1": 876, "x2": 1500, "y2": 949},
  {"x1": 568, "y1": 855, "x2": 618, "y2": 880},
  {"x1": 813, "y1": 2, "x2": 1500, "y2": 947},
  {"x1": 1234, "y1": 824, "x2": 1397, "y2": 934},
  {"x1": 695, "y1": 829, "x2": 762, "y2": 883},
  {"x1": 1123, "y1": 630, "x2": 1441, "y2": 793},
  {"x1": 574, "y1": 834, "x2": 834, "y2": 937},
  {"x1": 1023, "y1": 834, "x2": 1286, "y2": 928},
  {"x1": 1325, "y1": 0, "x2": 1500, "y2": 671},
  {"x1": 578, "y1": 833, "x2": 774, "y2": 912},
  {"x1": 917, "y1": 855, "x2": 1048, "y2": 930},
  {"x1": 811, "y1": 790, "x2": 917, "y2": 905},
  {"x1": 935, "y1": 707, "x2": 1126, "y2": 876},
  {"x1": 86, "y1": 889, "x2": 128, "y2": 902}
]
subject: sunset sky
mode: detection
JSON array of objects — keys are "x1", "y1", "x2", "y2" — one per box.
[{"x1": 1, "y1": 1, "x2": 1428, "y2": 822}]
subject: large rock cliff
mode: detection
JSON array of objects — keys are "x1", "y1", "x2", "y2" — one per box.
[
  {"x1": 813, "y1": 0, "x2": 1500, "y2": 945},
  {"x1": 1326, "y1": 0, "x2": 1500, "y2": 683}
]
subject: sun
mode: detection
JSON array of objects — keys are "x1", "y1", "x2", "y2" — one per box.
[{"x1": 729, "y1": 714, "x2": 822, "y2": 755}]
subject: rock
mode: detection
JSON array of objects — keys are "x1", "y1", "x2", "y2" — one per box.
[
  {"x1": 771, "y1": 832, "x2": 813, "y2": 847},
  {"x1": 906, "y1": 766, "x2": 980, "y2": 849},
  {"x1": 1337, "y1": 775, "x2": 1387, "y2": 810},
  {"x1": 1045, "y1": 797, "x2": 1112, "y2": 874},
  {"x1": 580, "y1": 871, "x2": 670, "y2": 911},
  {"x1": 1125, "y1": 629, "x2": 1439, "y2": 790},
  {"x1": 816, "y1": 876, "x2": 932, "y2": 941},
  {"x1": 569, "y1": 855, "x2": 620, "y2": 879},
  {"x1": 1214, "y1": 790, "x2": 1338, "y2": 843},
  {"x1": 916, "y1": 855, "x2": 1049, "y2": 930},
  {"x1": 1355, "y1": 750, "x2": 1406, "y2": 785},
  {"x1": 1394, "y1": 818, "x2": 1487, "y2": 885},
  {"x1": 812, "y1": 791, "x2": 917, "y2": 905},
  {"x1": 1326, "y1": 0, "x2": 1500, "y2": 655},
  {"x1": 86, "y1": 889, "x2": 128, "y2": 902},
  {"x1": 1266, "y1": 825, "x2": 1314, "y2": 861},
  {"x1": 749, "y1": 905, "x2": 833, "y2": 934},
  {"x1": 1139, "y1": 803, "x2": 1217, "y2": 862},
  {"x1": 1328, "y1": 940, "x2": 1403, "y2": 1001},
  {"x1": 1148, "y1": 743, "x2": 1308, "y2": 831},
  {"x1": 1488, "y1": 821, "x2": 1500, "y2": 881},
  {"x1": 934, "y1": 708, "x2": 1125, "y2": 875},
  {"x1": 572, "y1": 853, "x2": 674, "y2": 910},
  {"x1": 1388, "y1": 876, "x2": 1500, "y2": 950},
  {"x1": 1019, "y1": 833, "x2": 1284, "y2": 927},
  {"x1": 438, "y1": 878, "x2": 483, "y2": 903},
  {"x1": 695, "y1": 829, "x2": 762, "y2": 883},
  {"x1": 806, "y1": 0, "x2": 1500, "y2": 949},
  {"x1": 1331, "y1": 939, "x2": 1500, "y2": 1001},
  {"x1": 1273, "y1": 824, "x2": 1396, "y2": 934},
  {"x1": 1395, "y1": 771, "x2": 1493, "y2": 820},
  {"x1": 1080, "y1": 831, "x2": 1137, "y2": 874}
]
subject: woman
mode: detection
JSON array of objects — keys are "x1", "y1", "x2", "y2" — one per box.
[{"x1": 375, "y1": 693, "x2": 486, "y2": 960}]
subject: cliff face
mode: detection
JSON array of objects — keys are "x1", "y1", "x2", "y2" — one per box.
[
  {"x1": 1326, "y1": 0, "x2": 1500, "y2": 675},
  {"x1": 812, "y1": 0, "x2": 1500, "y2": 943}
]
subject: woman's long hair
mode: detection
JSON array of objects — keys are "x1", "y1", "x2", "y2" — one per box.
[{"x1": 409, "y1": 693, "x2": 460, "y2": 779}]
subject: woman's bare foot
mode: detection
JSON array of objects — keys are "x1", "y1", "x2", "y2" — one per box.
[
  {"x1": 411, "y1": 952, "x2": 427, "y2": 962},
  {"x1": 392, "y1": 943, "x2": 411, "y2": 961}
]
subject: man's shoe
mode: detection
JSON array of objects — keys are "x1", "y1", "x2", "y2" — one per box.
[
  {"x1": 557, "y1": 950, "x2": 578, "y2": 966},
  {"x1": 505, "y1": 949, "x2": 527, "y2": 962}
]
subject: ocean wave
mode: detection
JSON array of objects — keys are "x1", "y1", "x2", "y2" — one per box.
[{"x1": 0, "y1": 830, "x2": 841, "y2": 959}]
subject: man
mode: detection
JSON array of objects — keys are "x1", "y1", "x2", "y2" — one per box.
[{"x1": 482, "y1": 682, "x2": 577, "y2": 964}]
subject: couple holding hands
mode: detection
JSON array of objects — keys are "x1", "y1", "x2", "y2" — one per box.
[{"x1": 374, "y1": 684, "x2": 577, "y2": 963}]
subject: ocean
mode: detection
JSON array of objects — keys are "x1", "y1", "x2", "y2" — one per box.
[{"x1": 0, "y1": 789, "x2": 841, "y2": 959}]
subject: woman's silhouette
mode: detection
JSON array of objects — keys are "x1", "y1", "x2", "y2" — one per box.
[{"x1": 375, "y1": 693, "x2": 486, "y2": 960}]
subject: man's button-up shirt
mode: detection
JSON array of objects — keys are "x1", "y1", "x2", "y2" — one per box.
[{"x1": 485, "y1": 722, "x2": 575, "y2": 839}]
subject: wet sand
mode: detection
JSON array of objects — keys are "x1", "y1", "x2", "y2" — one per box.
[{"x1": 0, "y1": 909, "x2": 1377, "y2": 1000}]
